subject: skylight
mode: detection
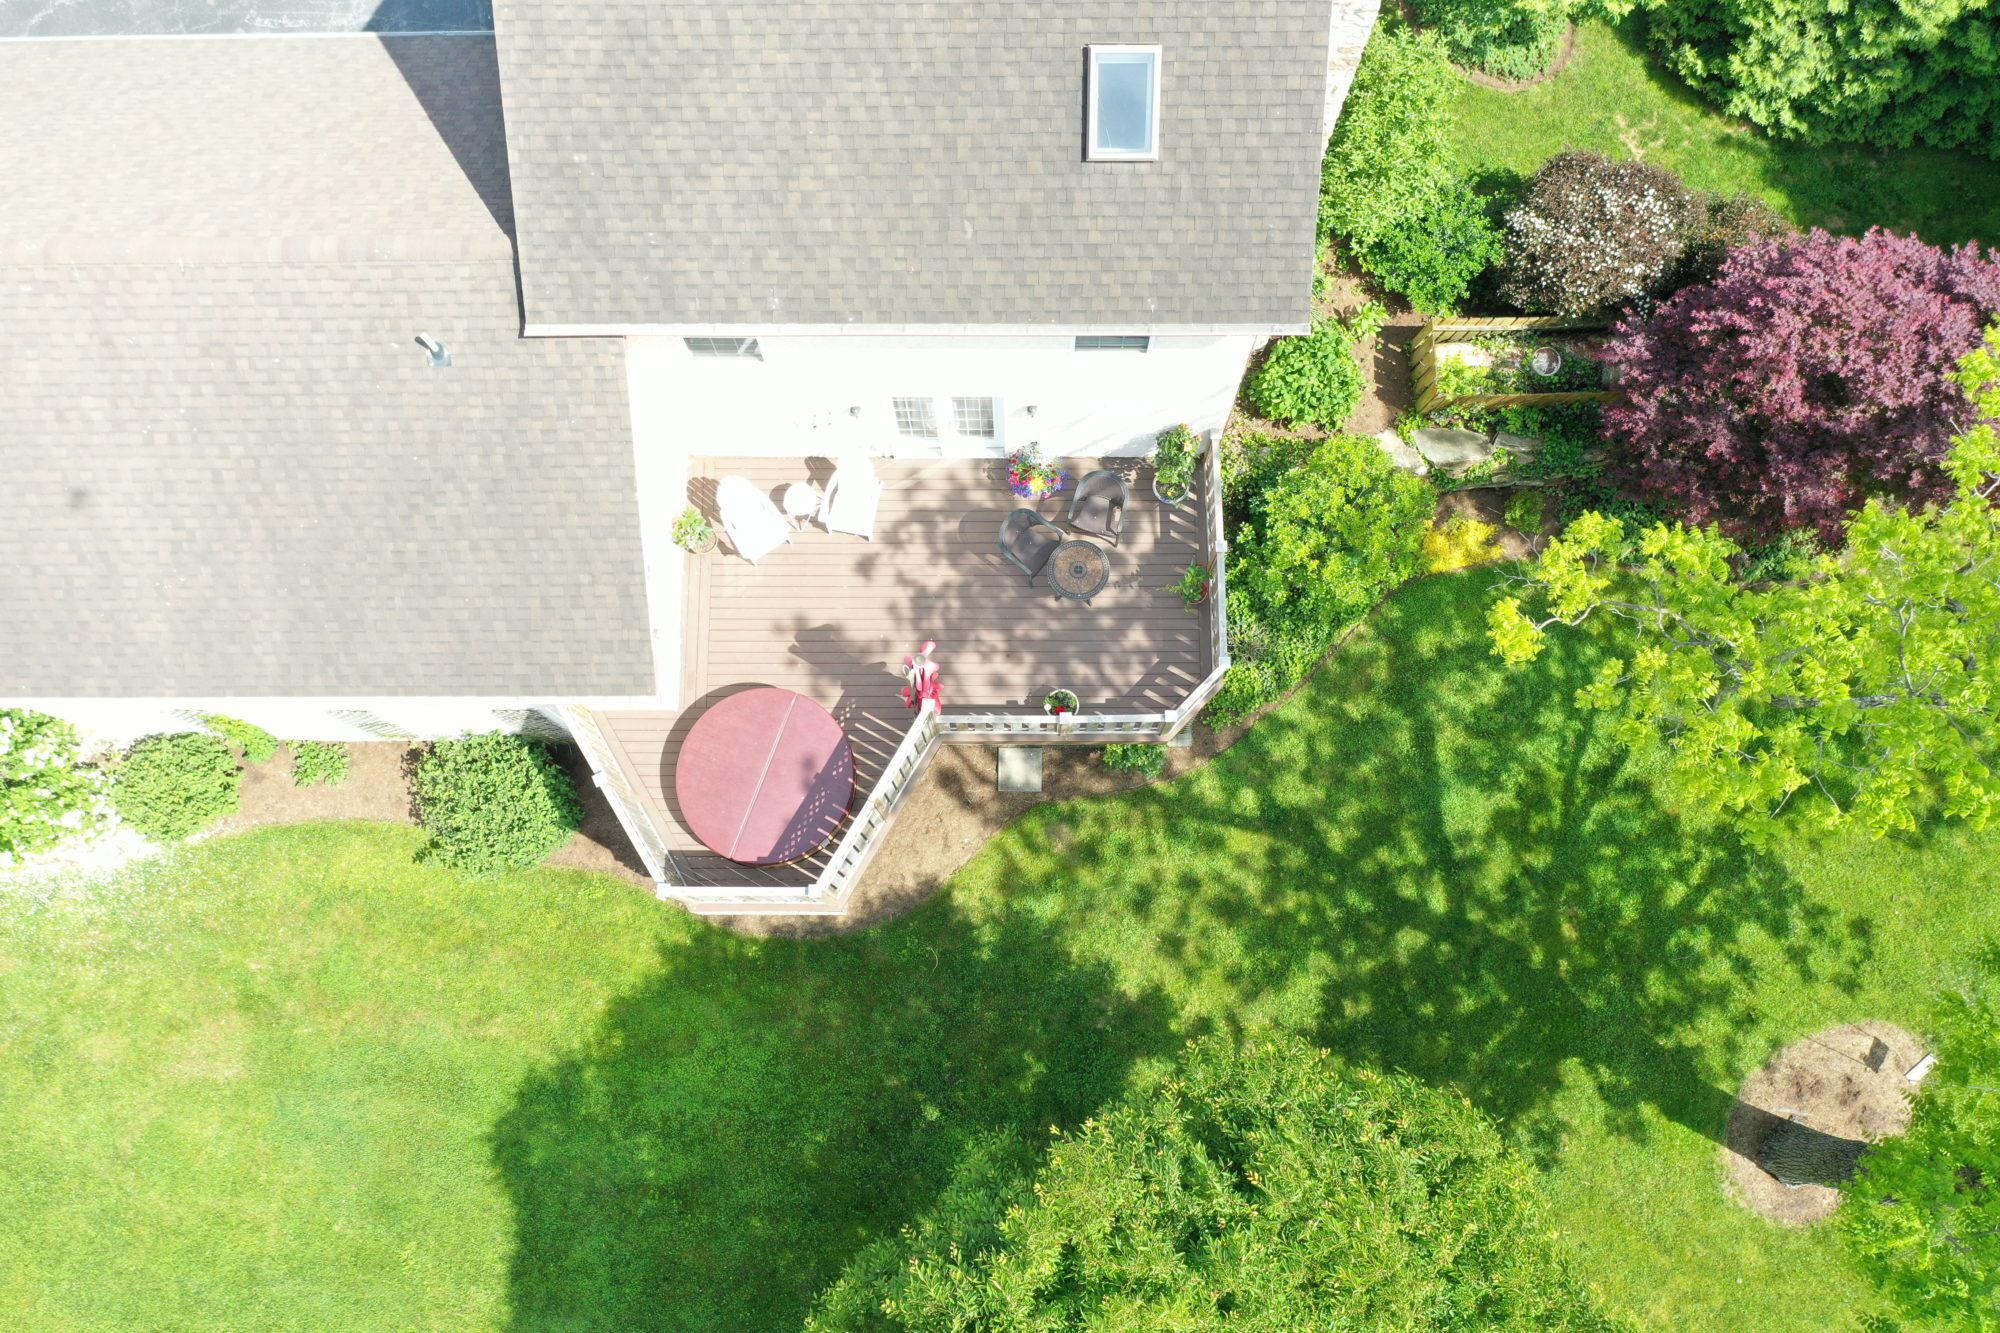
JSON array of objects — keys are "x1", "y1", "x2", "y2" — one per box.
[{"x1": 1087, "y1": 45, "x2": 1160, "y2": 161}]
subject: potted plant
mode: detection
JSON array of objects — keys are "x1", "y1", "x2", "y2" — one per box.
[
  {"x1": 1043, "y1": 688, "x2": 1080, "y2": 718},
  {"x1": 1152, "y1": 424, "x2": 1199, "y2": 507},
  {"x1": 672, "y1": 506, "x2": 717, "y2": 555},
  {"x1": 1008, "y1": 444, "x2": 1069, "y2": 501},
  {"x1": 1174, "y1": 562, "x2": 1211, "y2": 611}
]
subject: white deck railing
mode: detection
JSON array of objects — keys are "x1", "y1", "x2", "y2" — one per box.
[{"x1": 577, "y1": 433, "x2": 1236, "y2": 915}]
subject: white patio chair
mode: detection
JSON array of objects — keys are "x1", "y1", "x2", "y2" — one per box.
[
  {"x1": 821, "y1": 455, "x2": 884, "y2": 540},
  {"x1": 716, "y1": 476, "x2": 791, "y2": 564}
]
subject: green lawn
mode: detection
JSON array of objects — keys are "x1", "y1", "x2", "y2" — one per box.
[
  {"x1": 1453, "y1": 20, "x2": 2000, "y2": 247},
  {"x1": 4, "y1": 573, "x2": 1995, "y2": 1329}
]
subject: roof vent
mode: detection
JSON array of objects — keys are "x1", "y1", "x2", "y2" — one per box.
[{"x1": 415, "y1": 334, "x2": 451, "y2": 368}]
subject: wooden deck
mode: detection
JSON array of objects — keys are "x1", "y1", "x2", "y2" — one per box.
[{"x1": 601, "y1": 454, "x2": 1213, "y2": 888}]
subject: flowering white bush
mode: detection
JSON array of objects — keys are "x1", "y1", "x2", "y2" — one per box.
[
  {"x1": 1498, "y1": 151, "x2": 1702, "y2": 317},
  {"x1": 1, "y1": 709, "x2": 111, "y2": 865}
]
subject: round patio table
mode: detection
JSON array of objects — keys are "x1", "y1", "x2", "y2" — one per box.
[
  {"x1": 1048, "y1": 539, "x2": 1110, "y2": 602},
  {"x1": 674, "y1": 687, "x2": 856, "y2": 865}
]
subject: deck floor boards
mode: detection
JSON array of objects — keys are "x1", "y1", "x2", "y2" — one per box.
[{"x1": 604, "y1": 454, "x2": 1212, "y2": 889}]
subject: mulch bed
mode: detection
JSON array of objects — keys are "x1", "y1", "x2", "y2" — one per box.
[
  {"x1": 1722, "y1": 1022, "x2": 1925, "y2": 1226},
  {"x1": 212, "y1": 742, "x2": 654, "y2": 889},
  {"x1": 1229, "y1": 257, "x2": 1422, "y2": 448},
  {"x1": 717, "y1": 724, "x2": 1243, "y2": 938}
]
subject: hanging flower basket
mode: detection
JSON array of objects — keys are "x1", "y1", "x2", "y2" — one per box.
[
  {"x1": 1008, "y1": 445, "x2": 1069, "y2": 501},
  {"x1": 1043, "y1": 688, "x2": 1081, "y2": 718}
]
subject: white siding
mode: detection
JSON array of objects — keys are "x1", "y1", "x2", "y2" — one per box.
[
  {"x1": 21, "y1": 700, "x2": 604, "y2": 752},
  {"x1": 623, "y1": 333, "x2": 1258, "y2": 461}
]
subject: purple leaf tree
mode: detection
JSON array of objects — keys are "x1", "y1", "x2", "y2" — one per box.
[{"x1": 1602, "y1": 228, "x2": 2000, "y2": 540}]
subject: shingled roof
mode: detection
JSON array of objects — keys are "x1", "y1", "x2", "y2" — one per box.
[
  {"x1": 492, "y1": 0, "x2": 1334, "y2": 334},
  {"x1": 0, "y1": 37, "x2": 654, "y2": 697}
]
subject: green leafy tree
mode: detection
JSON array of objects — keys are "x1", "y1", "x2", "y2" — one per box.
[
  {"x1": 809, "y1": 1034, "x2": 1628, "y2": 1331},
  {"x1": 1643, "y1": 0, "x2": 2000, "y2": 157},
  {"x1": 1488, "y1": 330, "x2": 2000, "y2": 839},
  {"x1": 1, "y1": 709, "x2": 109, "y2": 862},
  {"x1": 1840, "y1": 950, "x2": 2000, "y2": 1328}
]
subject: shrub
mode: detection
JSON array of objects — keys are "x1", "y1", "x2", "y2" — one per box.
[
  {"x1": 1320, "y1": 26, "x2": 1458, "y2": 243},
  {"x1": 199, "y1": 713, "x2": 279, "y2": 765},
  {"x1": 1321, "y1": 26, "x2": 1501, "y2": 312},
  {"x1": 1346, "y1": 175, "x2": 1502, "y2": 314},
  {"x1": 1504, "y1": 489, "x2": 1547, "y2": 533},
  {"x1": 1423, "y1": 514, "x2": 1501, "y2": 572},
  {"x1": 1240, "y1": 434, "x2": 1435, "y2": 629},
  {"x1": 111, "y1": 733, "x2": 240, "y2": 843},
  {"x1": 1840, "y1": 947, "x2": 2000, "y2": 1327},
  {"x1": 289, "y1": 740, "x2": 351, "y2": 787},
  {"x1": 1673, "y1": 191, "x2": 1794, "y2": 288},
  {"x1": 1209, "y1": 435, "x2": 1435, "y2": 726},
  {"x1": 810, "y1": 1034, "x2": 1625, "y2": 1331},
  {"x1": 1499, "y1": 402, "x2": 1661, "y2": 526},
  {"x1": 1151, "y1": 424, "x2": 1199, "y2": 499},
  {"x1": 1603, "y1": 228, "x2": 2000, "y2": 539},
  {"x1": 1409, "y1": 0, "x2": 1613, "y2": 82},
  {"x1": 1, "y1": 709, "x2": 110, "y2": 862},
  {"x1": 1498, "y1": 151, "x2": 1703, "y2": 317},
  {"x1": 411, "y1": 732, "x2": 582, "y2": 874},
  {"x1": 1244, "y1": 305, "x2": 1385, "y2": 431},
  {"x1": 1100, "y1": 743, "x2": 1169, "y2": 779},
  {"x1": 1643, "y1": 0, "x2": 2000, "y2": 157}
]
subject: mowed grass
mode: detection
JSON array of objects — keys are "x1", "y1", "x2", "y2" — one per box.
[
  {"x1": 1453, "y1": 19, "x2": 2000, "y2": 247},
  {"x1": 2, "y1": 574, "x2": 1995, "y2": 1329}
]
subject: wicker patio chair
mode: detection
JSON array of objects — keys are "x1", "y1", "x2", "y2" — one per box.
[
  {"x1": 998, "y1": 508, "x2": 1065, "y2": 582},
  {"x1": 1066, "y1": 469, "x2": 1127, "y2": 545}
]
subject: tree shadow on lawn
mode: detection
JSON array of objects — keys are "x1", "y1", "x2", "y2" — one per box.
[
  {"x1": 490, "y1": 900, "x2": 1182, "y2": 1332},
  {"x1": 956, "y1": 573, "x2": 1874, "y2": 1164}
]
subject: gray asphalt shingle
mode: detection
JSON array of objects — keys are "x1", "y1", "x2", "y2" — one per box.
[
  {"x1": 492, "y1": 0, "x2": 1333, "y2": 331},
  {"x1": 0, "y1": 36, "x2": 654, "y2": 697}
]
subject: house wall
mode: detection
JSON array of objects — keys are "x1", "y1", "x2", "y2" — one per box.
[
  {"x1": 1324, "y1": 0, "x2": 1382, "y2": 137},
  {"x1": 623, "y1": 333, "x2": 1259, "y2": 462},
  {"x1": 20, "y1": 699, "x2": 605, "y2": 755}
]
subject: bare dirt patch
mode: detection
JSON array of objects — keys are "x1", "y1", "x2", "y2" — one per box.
[
  {"x1": 1437, "y1": 488, "x2": 1540, "y2": 561},
  {"x1": 1722, "y1": 1022, "x2": 1926, "y2": 1226},
  {"x1": 717, "y1": 725, "x2": 1240, "y2": 939}
]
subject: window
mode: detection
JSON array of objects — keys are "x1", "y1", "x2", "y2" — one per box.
[
  {"x1": 684, "y1": 337, "x2": 762, "y2": 359},
  {"x1": 1087, "y1": 45, "x2": 1160, "y2": 161},
  {"x1": 1075, "y1": 335, "x2": 1151, "y2": 352},
  {"x1": 952, "y1": 397, "x2": 997, "y2": 439},
  {"x1": 893, "y1": 396, "x2": 938, "y2": 438}
]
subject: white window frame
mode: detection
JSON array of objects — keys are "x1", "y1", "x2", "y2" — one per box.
[
  {"x1": 1074, "y1": 335, "x2": 1151, "y2": 352},
  {"x1": 684, "y1": 336, "x2": 762, "y2": 360},
  {"x1": 951, "y1": 396, "x2": 997, "y2": 440},
  {"x1": 885, "y1": 394, "x2": 1005, "y2": 458},
  {"x1": 1086, "y1": 44, "x2": 1161, "y2": 162},
  {"x1": 892, "y1": 396, "x2": 938, "y2": 439}
]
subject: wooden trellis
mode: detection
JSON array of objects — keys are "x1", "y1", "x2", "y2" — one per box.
[{"x1": 1411, "y1": 315, "x2": 1621, "y2": 416}]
